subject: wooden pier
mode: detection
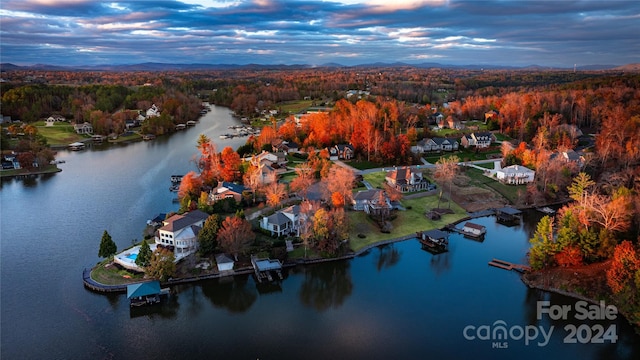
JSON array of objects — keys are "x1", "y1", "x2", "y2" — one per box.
[{"x1": 488, "y1": 258, "x2": 531, "y2": 273}]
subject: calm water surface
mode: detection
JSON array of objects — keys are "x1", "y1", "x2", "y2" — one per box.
[{"x1": 1, "y1": 106, "x2": 638, "y2": 360}]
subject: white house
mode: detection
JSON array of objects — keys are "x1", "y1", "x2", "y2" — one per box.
[
  {"x1": 260, "y1": 205, "x2": 301, "y2": 237},
  {"x1": 495, "y1": 165, "x2": 535, "y2": 185},
  {"x1": 146, "y1": 104, "x2": 160, "y2": 118},
  {"x1": 73, "y1": 122, "x2": 93, "y2": 135},
  {"x1": 155, "y1": 210, "x2": 209, "y2": 259},
  {"x1": 461, "y1": 132, "x2": 494, "y2": 149}
]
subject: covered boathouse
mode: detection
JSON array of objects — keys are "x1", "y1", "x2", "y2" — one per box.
[{"x1": 126, "y1": 281, "x2": 169, "y2": 307}]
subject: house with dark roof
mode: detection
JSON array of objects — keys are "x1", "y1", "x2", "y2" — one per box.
[
  {"x1": 352, "y1": 189, "x2": 392, "y2": 214},
  {"x1": 209, "y1": 181, "x2": 247, "y2": 203},
  {"x1": 412, "y1": 137, "x2": 458, "y2": 153},
  {"x1": 385, "y1": 166, "x2": 432, "y2": 193},
  {"x1": 329, "y1": 144, "x2": 354, "y2": 160},
  {"x1": 260, "y1": 204, "x2": 303, "y2": 237},
  {"x1": 461, "y1": 132, "x2": 494, "y2": 149},
  {"x1": 154, "y1": 209, "x2": 209, "y2": 259}
]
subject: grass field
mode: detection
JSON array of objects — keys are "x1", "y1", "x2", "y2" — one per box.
[
  {"x1": 277, "y1": 100, "x2": 314, "y2": 114},
  {"x1": 362, "y1": 171, "x2": 387, "y2": 189},
  {"x1": 36, "y1": 123, "x2": 86, "y2": 146},
  {"x1": 463, "y1": 167, "x2": 523, "y2": 204},
  {"x1": 91, "y1": 260, "x2": 144, "y2": 285},
  {"x1": 348, "y1": 194, "x2": 467, "y2": 252}
]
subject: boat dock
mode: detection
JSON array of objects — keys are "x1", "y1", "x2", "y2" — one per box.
[
  {"x1": 251, "y1": 256, "x2": 284, "y2": 283},
  {"x1": 488, "y1": 258, "x2": 531, "y2": 273}
]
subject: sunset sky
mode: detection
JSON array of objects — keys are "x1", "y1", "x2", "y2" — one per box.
[{"x1": 1, "y1": 0, "x2": 638, "y2": 67}]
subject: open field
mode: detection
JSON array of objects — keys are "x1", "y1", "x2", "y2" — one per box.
[
  {"x1": 36, "y1": 123, "x2": 86, "y2": 146},
  {"x1": 277, "y1": 100, "x2": 314, "y2": 114},
  {"x1": 348, "y1": 194, "x2": 467, "y2": 252}
]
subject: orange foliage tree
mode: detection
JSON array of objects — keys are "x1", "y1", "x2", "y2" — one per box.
[
  {"x1": 220, "y1": 146, "x2": 241, "y2": 182},
  {"x1": 178, "y1": 171, "x2": 203, "y2": 201},
  {"x1": 196, "y1": 134, "x2": 220, "y2": 185},
  {"x1": 606, "y1": 240, "x2": 640, "y2": 294},
  {"x1": 217, "y1": 216, "x2": 255, "y2": 261}
]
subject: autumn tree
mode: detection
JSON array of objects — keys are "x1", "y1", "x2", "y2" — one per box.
[
  {"x1": 322, "y1": 165, "x2": 355, "y2": 209},
  {"x1": 146, "y1": 247, "x2": 176, "y2": 282},
  {"x1": 198, "y1": 214, "x2": 221, "y2": 256},
  {"x1": 196, "y1": 134, "x2": 220, "y2": 185},
  {"x1": 178, "y1": 171, "x2": 203, "y2": 202},
  {"x1": 433, "y1": 155, "x2": 460, "y2": 209},
  {"x1": 289, "y1": 166, "x2": 315, "y2": 200},
  {"x1": 135, "y1": 239, "x2": 152, "y2": 267},
  {"x1": 98, "y1": 230, "x2": 117, "y2": 259},
  {"x1": 606, "y1": 240, "x2": 640, "y2": 294},
  {"x1": 220, "y1": 146, "x2": 241, "y2": 182},
  {"x1": 217, "y1": 216, "x2": 255, "y2": 260},
  {"x1": 264, "y1": 180, "x2": 287, "y2": 209}
]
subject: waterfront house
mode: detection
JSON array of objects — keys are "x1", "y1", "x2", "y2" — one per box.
[
  {"x1": 495, "y1": 165, "x2": 535, "y2": 185},
  {"x1": 484, "y1": 110, "x2": 500, "y2": 123},
  {"x1": 261, "y1": 212, "x2": 293, "y2": 237},
  {"x1": 385, "y1": 166, "x2": 432, "y2": 193},
  {"x1": 352, "y1": 189, "x2": 391, "y2": 214},
  {"x1": 73, "y1": 122, "x2": 93, "y2": 135},
  {"x1": 155, "y1": 209, "x2": 209, "y2": 259},
  {"x1": 146, "y1": 104, "x2": 160, "y2": 118},
  {"x1": 209, "y1": 181, "x2": 246, "y2": 203}
]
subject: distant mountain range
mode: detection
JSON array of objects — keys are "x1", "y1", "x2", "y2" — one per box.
[{"x1": 1, "y1": 61, "x2": 638, "y2": 72}]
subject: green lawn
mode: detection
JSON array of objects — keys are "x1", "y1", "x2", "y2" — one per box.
[
  {"x1": 109, "y1": 132, "x2": 142, "y2": 143},
  {"x1": 36, "y1": 124, "x2": 86, "y2": 146},
  {"x1": 464, "y1": 167, "x2": 523, "y2": 204},
  {"x1": 346, "y1": 160, "x2": 383, "y2": 170},
  {"x1": 348, "y1": 194, "x2": 467, "y2": 252},
  {"x1": 277, "y1": 100, "x2": 314, "y2": 114},
  {"x1": 422, "y1": 148, "x2": 501, "y2": 163},
  {"x1": 362, "y1": 171, "x2": 387, "y2": 189},
  {"x1": 91, "y1": 260, "x2": 144, "y2": 285},
  {"x1": 0, "y1": 164, "x2": 61, "y2": 178}
]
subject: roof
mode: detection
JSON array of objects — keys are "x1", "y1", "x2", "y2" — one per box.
[
  {"x1": 353, "y1": 189, "x2": 382, "y2": 201},
  {"x1": 255, "y1": 258, "x2": 282, "y2": 271},
  {"x1": 266, "y1": 212, "x2": 291, "y2": 226},
  {"x1": 500, "y1": 165, "x2": 535, "y2": 174},
  {"x1": 496, "y1": 207, "x2": 522, "y2": 216},
  {"x1": 281, "y1": 204, "x2": 301, "y2": 216},
  {"x1": 463, "y1": 222, "x2": 486, "y2": 230},
  {"x1": 160, "y1": 210, "x2": 209, "y2": 232},
  {"x1": 422, "y1": 229, "x2": 449, "y2": 240},
  {"x1": 127, "y1": 281, "x2": 161, "y2": 299},
  {"x1": 216, "y1": 182, "x2": 246, "y2": 194},
  {"x1": 215, "y1": 253, "x2": 234, "y2": 264}
]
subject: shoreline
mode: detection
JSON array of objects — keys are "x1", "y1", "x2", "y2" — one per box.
[
  {"x1": 0, "y1": 165, "x2": 62, "y2": 179},
  {"x1": 82, "y1": 209, "x2": 497, "y2": 293}
]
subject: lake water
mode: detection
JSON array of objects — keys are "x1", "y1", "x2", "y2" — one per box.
[{"x1": 1, "y1": 106, "x2": 638, "y2": 360}]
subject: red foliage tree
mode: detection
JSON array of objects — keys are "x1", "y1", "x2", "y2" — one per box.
[
  {"x1": 606, "y1": 240, "x2": 640, "y2": 294},
  {"x1": 220, "y1": 146, "x2": 241, "y2": 182}
]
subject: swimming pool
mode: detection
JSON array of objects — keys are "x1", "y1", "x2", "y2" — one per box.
[{"x1": 126, "y1": 253, "x2": 138, "y2": 260}]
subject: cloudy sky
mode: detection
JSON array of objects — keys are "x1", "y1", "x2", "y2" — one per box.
[{"x1": 1, "y1": 0, "x2": 638, "y2": 67}]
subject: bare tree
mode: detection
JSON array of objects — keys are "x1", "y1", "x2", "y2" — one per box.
[{"x1": 434, "y1": 155, "x2": 460, "y2": 209}]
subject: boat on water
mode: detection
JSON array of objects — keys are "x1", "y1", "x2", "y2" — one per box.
[{"x1": 416, "y1": 229, "x2": 449, "y2": 253}]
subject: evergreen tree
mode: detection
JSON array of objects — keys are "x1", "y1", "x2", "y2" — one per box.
[
  {"x1": 528, "y1": 216, "x2": 557, "y2": 270},
  {"x1": 98, "y1": 230, "x2": 117, "y2": 259},
  {"x1": 135, "y1": 239, "x2": 152, "y2": 267},
  {"x1": 198, "y1": 214, "x2": 221, "y2": 256}
]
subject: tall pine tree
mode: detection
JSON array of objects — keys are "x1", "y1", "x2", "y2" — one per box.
[{"x1": 98, "y1": 230, "x2": 117, "y2": 259}]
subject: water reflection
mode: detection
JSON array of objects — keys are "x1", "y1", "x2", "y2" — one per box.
[
  {"x1": 200, "y1": 275, "x2": 257, "y2": 313},
  {"x1": 429, "y1": 250, "x2": 452, "y2": 275},
  {"x1": 373, "y1": 244, "x2": 401, "y2": 271},
  {"x1": 129, "y1": 296, "x2": 179, "y2": 319},
  {"x1": 299, "y1": 262, "x2": 353, "y2": 311}
]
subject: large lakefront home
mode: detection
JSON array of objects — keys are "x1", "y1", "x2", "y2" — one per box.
[
  {"x1": 495, "y1": 165, "x2": 535, "y2": 185},
  {"x1": 385, "y1": 166, "x2": 432, "y2": 193},
  {"x1": 155, "y1": 210, "x2": 209, "y2": 259},
  {"x1": 260, "y1": 205, "x2": 302, "y2": 237}
]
